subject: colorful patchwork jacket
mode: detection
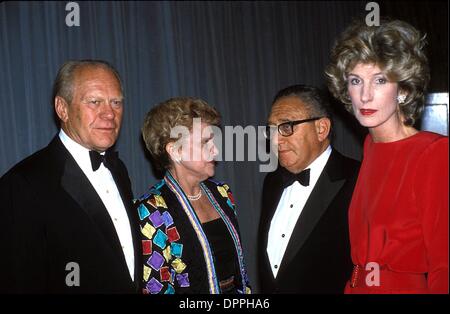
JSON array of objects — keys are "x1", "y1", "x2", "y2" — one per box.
[{"x1": 135, "y1": 171, "x2": 251, "y2": 294}]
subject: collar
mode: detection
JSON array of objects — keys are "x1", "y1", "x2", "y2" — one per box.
[
  {"x1": 280, "y1": 145, "x2": 332, "y2": 189},
  {"x1": 307, "y1": 145, "x2": 332, "y2": 188},
  {"x1": 59, "y1": 129, "x2": 103, "y2": 174}
]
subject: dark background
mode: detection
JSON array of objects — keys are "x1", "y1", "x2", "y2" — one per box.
[{"x1": 0, "y1": 1, "x2": 447, "y2": 292}]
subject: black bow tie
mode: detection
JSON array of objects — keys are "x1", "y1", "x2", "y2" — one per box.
[
  {"x1": 89, "y1": 149, "x2": 119, "y2": 172},
  {"x1": 281, "y1": 168, "x2": 310, "y2": 188}
]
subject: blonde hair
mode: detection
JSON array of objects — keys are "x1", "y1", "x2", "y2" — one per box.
[
  {"x1": 326, "y1": 19, "x2": 430, "y2": 126},
  {"x1": 142, "y1": 97, "x2": 221, "y2": 170}
]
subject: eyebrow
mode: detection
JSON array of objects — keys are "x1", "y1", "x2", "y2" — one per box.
[
  {"x1": 82, "y1": 95, "x2": 124, "y2": 101},
  {"x1": 347, "y1": 72, "x2": 384, "y2": 78},
  {"x1": 268, "y1": 118, "x2": 296, "y2": 125}
]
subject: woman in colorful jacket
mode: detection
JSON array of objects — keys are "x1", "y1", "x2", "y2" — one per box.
[{"x1": 136, "y1": 96, "x2": 251, "y2": 294}]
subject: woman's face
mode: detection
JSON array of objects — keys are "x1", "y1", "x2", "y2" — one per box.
[
  {"x1": 347, "y1": 63, "x2": 404, "y2": 132},
  {"x1": 175, "y1": 122, "x2": 219, "y2": 181}
]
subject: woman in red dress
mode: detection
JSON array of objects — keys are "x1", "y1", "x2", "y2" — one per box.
[{"x1": 326, "y1": 19, "x2": 448, "y2": 294}]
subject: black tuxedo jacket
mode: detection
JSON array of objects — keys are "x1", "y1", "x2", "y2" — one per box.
[
  {"x1": 0, "y1": 136, "x2": 142, "y2": 293},
  {"x1": 258, "y1": 149, "x2": 360, "y2": 293}
]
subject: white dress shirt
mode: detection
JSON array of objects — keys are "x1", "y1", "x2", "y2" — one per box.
[
  {"x1": 59, "y1": 129, "x2": 135, "y2": 281},
  {"x1": 267, "y1": 145, "x2": 332, "y2": 278}
]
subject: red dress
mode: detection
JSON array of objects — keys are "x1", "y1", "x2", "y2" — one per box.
[{"x1": 345, "y1": 131, "x2": 449, "y2": 294}]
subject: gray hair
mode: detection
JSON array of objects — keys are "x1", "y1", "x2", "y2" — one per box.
[
  {"x1": 272, "y1": 84, "x2": 334, "y2": 140},
  {"x1": 52, "y1": 59, "x2": 123, "y2": 105}
]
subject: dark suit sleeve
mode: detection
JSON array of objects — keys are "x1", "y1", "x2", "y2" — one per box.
[
  {"x1": 0, "y1": 171, "x2": 47, "y2": 293},
  {"x1": 118, "y1": 159, "x2": 134, "y2": 196},
  {"x1": 257, "y1": 172, "x2": 274, "y2": 292}
]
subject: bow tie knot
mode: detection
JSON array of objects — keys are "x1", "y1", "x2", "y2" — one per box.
[
  {"x1": 281, "y1": 168, "x2": 310, "y2": 188},
  {"x1": 89, "y1": 149, "x2": 118, "y2": 172}
]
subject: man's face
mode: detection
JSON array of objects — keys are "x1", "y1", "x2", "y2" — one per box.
[
  {"x1": 268, "y1": 96, "x2": 326, "y2": 174},
  {"x1": 57, "y1": 66, "x2": 124, "y2": 152}
]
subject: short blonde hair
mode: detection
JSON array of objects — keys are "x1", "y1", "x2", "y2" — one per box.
[
  {"x1": 326, "y1": 19, "x2": 430, "y2": 126},
  {"x1": 142, "y1": 97, "x2": 221, "y2": 170}
]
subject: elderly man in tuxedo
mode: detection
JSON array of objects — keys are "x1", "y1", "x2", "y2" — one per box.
[
  {"x1": 0, "y1": 60, "x2": 141, "y2": 293},
  {"x1": 258, "y1": 84, "x2": 359, "y2": 293}
]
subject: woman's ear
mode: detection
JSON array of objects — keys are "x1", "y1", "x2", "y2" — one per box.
[
  {"x1": 397, "y1": 88, "x2": 408, "y2": 104},
  {"x1": 166, "y1": 142, "x2": 180, "y2": 163},
  {"x1": 165, "y1": 142, "x2": 174, "y2": 158},
  {"x1": 315, "y1": 117, "x2": 331, "y2": 142}
]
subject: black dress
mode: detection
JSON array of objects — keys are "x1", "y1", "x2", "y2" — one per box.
[{"x1": 202, "y1": 218, "x2": 239, "y2": 293}]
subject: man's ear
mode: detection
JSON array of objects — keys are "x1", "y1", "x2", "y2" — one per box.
[
  {"x1": 55, "y1": 96, "x2": 69, "y2": 123},
  {"x1": 315, "y1": 117, "x2": 331, "y2": 142}
]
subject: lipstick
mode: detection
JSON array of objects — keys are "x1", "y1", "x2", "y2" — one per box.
[{"x1": 360, "y1": 109, "x2": 378, "y2": 116}]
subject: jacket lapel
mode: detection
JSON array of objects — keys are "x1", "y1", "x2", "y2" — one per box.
[
  {"x1": 57, "y1": 139, "x2": 132, "y2": 281},
  {"x1": 262, "y1": 177, "x2": 285, "y2": 240},
  {"x1": 260, "y1": 169, "x2": 285, "y2": 284},
  {"x1": 277, "y1": 150, "x2": 347, "y2": 275}
]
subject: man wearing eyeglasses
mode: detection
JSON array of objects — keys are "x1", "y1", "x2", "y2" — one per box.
[{"x1": 258, "y1": 84, "x2": 360, "y2": 293}]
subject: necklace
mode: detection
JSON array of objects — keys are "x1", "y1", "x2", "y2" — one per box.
[{"x1": 186, "y1": 190, "x2": 202, "y2": 201}]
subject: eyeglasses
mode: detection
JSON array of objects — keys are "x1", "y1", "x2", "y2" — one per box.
[{"x1": 264, "y1": 117, "x2": 323, "y2": 138}]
